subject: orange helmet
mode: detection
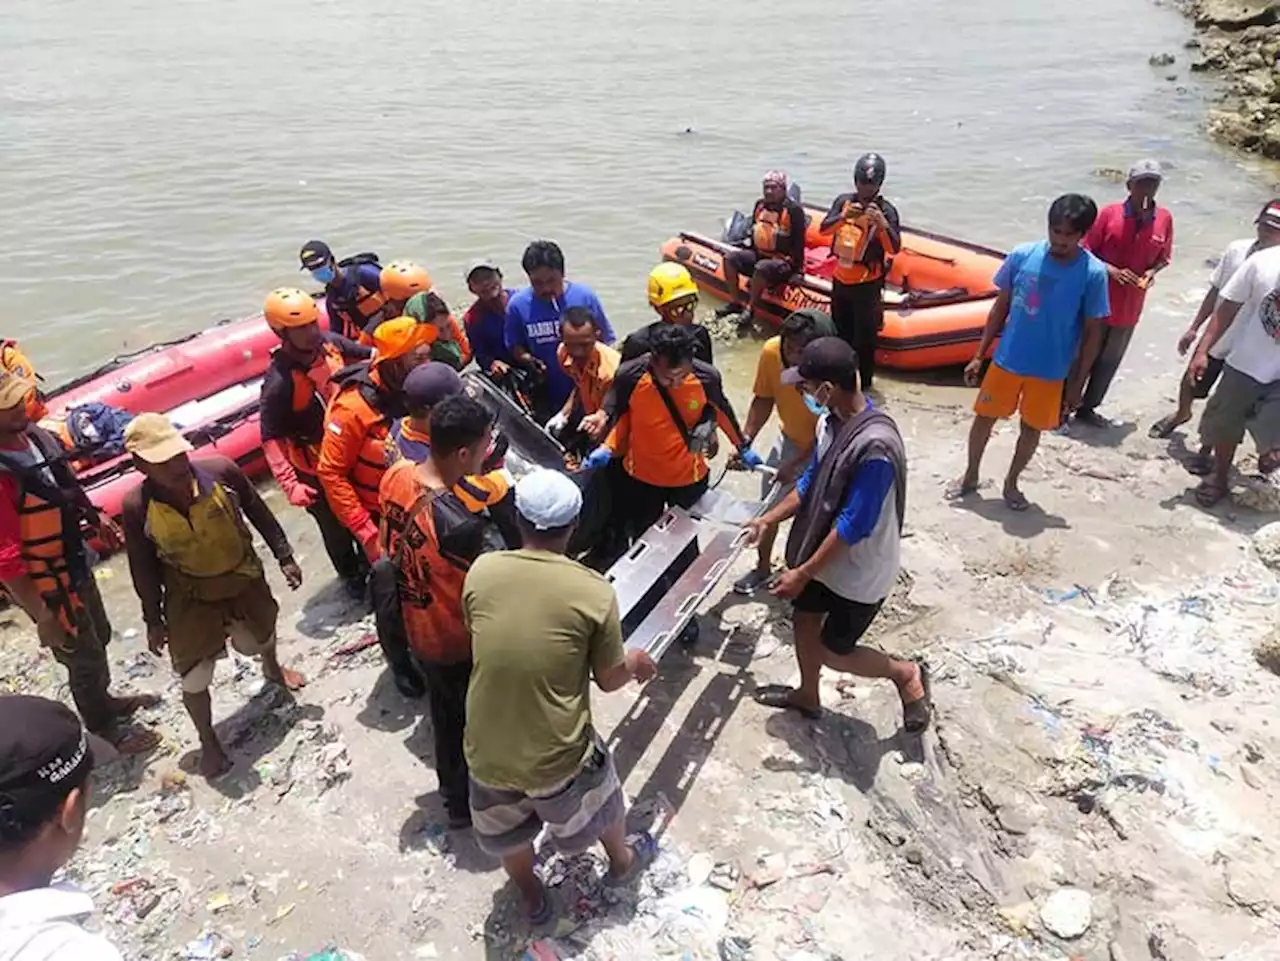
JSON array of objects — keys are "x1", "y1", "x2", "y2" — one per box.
[
  {"x1": 264, "y1": 288, "x2": 320, "y2": 332},
  {"x1": 380, "y1": 262, "x2": 432, "y2": 302}
]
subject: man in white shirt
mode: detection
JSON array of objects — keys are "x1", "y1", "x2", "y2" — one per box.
[
  {"x1": 1189, "y1": 224, "x2": 1280, "y2": 507},
  {"x1": 1149, "y1": 200, "x2": 1280, "y2": 478},
  {"x1": 0, "y1": 696, "x2": 122, "y2": 960}
]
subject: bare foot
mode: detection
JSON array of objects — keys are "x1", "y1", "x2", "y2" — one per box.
[
  {"x1": 199, "y1": 743, "x2": 233, "y2": 779},
  {"x1": 944, "y1": 474, "x2": 979, "y2": 500},
  {"x1": 110, "y1": 727, "x2": 161, "y2": 755},
  {"x1": 264, "y1": 664, "x2": 306, "y2": 691},
  {"x1": 107, "y1": 693, "x2": 161, "y2": 718}
]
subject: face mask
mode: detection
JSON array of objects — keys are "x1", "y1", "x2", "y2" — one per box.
[
  {"x1": 803, "y1": 392, "x2": 828, "y2": 417},
  {"x1": 311, "y1": 266, "x2": 336, "y2": 285}
]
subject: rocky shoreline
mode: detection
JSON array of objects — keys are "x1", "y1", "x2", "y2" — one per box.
[{"x1": 1178, "y1": 0, "x2": 1280, "y2": 158}]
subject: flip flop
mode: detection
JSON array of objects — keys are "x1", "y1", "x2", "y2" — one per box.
[
  {"x1": 1148, "y1": 415, "x2": 1188, "y2": 440},
  {"x1": 112, "y1": 693, "x2": 161, "y2": 719},
  {"x1": 525, "y1": 886, "x2": 553, "y2": 926},
  {"x1": 755, "y1": 685, "x2": 822, "y2": 720},
  {"x1": 943, "y1": 478, "x2": 979, "y2": 501},
  {"x1": 1186, "y1": 453, "x2": 1214, "y2": 476},
  {"x1": 605, "y1": 832, "x2": 658, "y2": 887},
  {"x1": 1002, "y1": 489, "x2": 1030, "y2": 512},
  {"x1": 1194, "y1": 482, "x2": 1228, "y2": 508},
  {"x1": 902, "y1": 661, "x2": 933, "y2": 735}
]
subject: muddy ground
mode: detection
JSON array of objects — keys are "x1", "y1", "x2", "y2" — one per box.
[{"x1": 3, "y1": 366, "x2": 1280, "y2": 961}]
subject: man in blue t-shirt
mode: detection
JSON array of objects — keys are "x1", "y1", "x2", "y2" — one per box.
[
  {"x1": 504, "y1": 240, "x2": 616, "y2": 422},
  {"x1": 948, "y1": 194, "x2": 1111, "y2": 511}
]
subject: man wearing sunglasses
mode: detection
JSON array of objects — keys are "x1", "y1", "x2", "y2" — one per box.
[{"x1": 620, "y1": 263, "x2": 714, "y2": 365}]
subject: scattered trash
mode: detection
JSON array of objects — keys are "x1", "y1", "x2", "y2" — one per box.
[
  {"x1": 206, "y1": 892, "x2": 234, "y2": 914},
  {"x1": 331, "y1": 632, "x2": 379, "y2": 657},
  {"x1": 1040, "y1": 888, "x2": 1093, "y2": 940}
]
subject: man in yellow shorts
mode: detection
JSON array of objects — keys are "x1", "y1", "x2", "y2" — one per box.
[{"x1": 950, "y1": 195, "x2": 1111, "y2": 511}]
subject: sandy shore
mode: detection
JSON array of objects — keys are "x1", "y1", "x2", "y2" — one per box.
[{"x1": 3, "y1": 359, "x2": 1280, "y2": 961}]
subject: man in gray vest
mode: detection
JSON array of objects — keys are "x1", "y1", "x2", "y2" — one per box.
[{"x1": 744, "y1": 337, "x2": 930, "y2": 732}]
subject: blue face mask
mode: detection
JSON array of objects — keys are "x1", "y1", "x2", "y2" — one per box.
[
  {"x1": 311, "y1": 265, "x2": 336, "y2": 285},
  {"x1": 803, "y1": 392, "x2": 828, "y2": 417}
]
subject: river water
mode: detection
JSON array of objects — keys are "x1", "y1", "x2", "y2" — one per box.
[{"x1": 4, "y1": 0, "x2": 1279, "y2": 402}]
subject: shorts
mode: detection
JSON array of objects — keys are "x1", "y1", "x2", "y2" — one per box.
[
  {"x1": 763, "y1": 433, "x2": 806, "y2": 501},
  {"x1": 469, "y1": 734, "x2": 625, "y2": 857},
  {"x1": 1200, "y1": 364, "x2": 1280, "y2": 450},
  {"x1": 180, "y1": 622, "x2": 277, "y2": 694},
  {"x1": 973, "y1": 363, "x2": 1064, "y2": 432},
  {"x1": 792, "y1": 579, "x2": 884, "y2": 656},
  {"x1": 1189, "y1": 355, "x2": 1226, "y2": 401},
  {"x1": 726, "y1": 249, "x2": 794, "y2": 288}
]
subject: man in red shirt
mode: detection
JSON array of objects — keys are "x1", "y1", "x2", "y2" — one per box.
[{"x1": 1073, "y1": 159, "x2": 1174, "y2": 427}]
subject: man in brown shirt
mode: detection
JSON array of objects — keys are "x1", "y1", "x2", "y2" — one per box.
[{"x1": 120, "y1": 414, "x2": 304, "y2": 778}]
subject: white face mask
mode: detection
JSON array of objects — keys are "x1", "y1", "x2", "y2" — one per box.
[{"x1": 802, "y1": 383, "x2": 831, "y2": 417}]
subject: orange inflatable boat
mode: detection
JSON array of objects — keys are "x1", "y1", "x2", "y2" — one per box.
[{"x1": 662, "y1": 206, "x2": 1006, "y2": 370}]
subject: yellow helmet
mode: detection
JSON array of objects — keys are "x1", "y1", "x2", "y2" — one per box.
[
  {"x1": 380, "y1": 262, "x2": 432, "y2": 302},
  {"x1": 647, "y1": 263, "x2": 698, "y2": 309},
  {"x1": 263, "y1": 288, "x2": 320, "y2": 332}
]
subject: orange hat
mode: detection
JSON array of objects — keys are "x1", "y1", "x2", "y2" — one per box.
[
  {"x1": 380, "y1": 262, "x2": 432, "y2": 302},
  {"x1": 263, "y1": 288, "x2": 320, "y2": 332},
  {"x1": 0, "y1": 369, "x2": 34, "y2": 411},
  {"x1": 372, "y1": 316, "x2": 437, "y2": 364}
]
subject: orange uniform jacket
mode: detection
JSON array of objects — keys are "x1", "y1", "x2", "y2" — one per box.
[
  {"x1": 557, "y1": 342, "x2": 621, "y2": 416},
  {"x1": 377, "y1": 461, "x2": 513, "y2": 663},
  {"x1": 317, "y1": 362, "x2": 397, "y2": 536},
  {"x1": 601, "y1": 357, "x2": 746, "y2": 488}
]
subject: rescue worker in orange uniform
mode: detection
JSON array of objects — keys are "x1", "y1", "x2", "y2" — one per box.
[
  {"x1": 1, "y1": 340, "x2": 49, "y2": 422},
  {"x1": 585, "y1": 324, "x2": 762, "y2": 540},
  {"x1": 0, "y1": 368, "x2": 159, "y2": 750},
  {"x1": 550, "y1": 307, "x2": 621, "y2": 459},
  {"x1": 378, "y1": 393, "x2": 518, "y2": 825},
  {"x1": 300, "y1": 240, "x2": 389, "y2": 342},
  {"x1": 259, "y1": 288, "x2": 372, "y2": 595},
  {"x1": 819, "y1": 153, "x2": 901, "y2": 391},
  {"x1": 318, "y1": 317, "x2": 436, "y2": 561},
  {"x1": 722, "y1": 170, "x2": 808, "y2": 326}
]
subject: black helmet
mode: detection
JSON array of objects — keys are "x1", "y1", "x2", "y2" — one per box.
[{"x1": 853, "y1": 153, "x2": 887, "y2": 186}]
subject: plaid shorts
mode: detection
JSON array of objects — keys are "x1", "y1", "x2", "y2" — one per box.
[{"x1": 469, "y1": 734, "x2": 625, "y2": 857}]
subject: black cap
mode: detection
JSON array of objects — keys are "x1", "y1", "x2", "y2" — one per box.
[
  {"x1": 781, "y1": 336, "x2": 859, "y2": 390},
  {"x1": 0, "y1": 696, "x2": 108, "y2": 821},
  {"x1": 404, "y1": 362, "x2": 463, "y2": 411},
  {"x1": 1256, "y1": 199, "x2": 1280, "y2": 231},
  {"x1": 299, "y1": 240, "x2": 333, "y2": 271},
  {"x1": 854, "y1": 152, "x2": 887, "y2": 186}
]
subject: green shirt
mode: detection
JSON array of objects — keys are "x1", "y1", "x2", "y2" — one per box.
[{"x1": 463, "y1": 549, "x2": 625, "y2": 792}]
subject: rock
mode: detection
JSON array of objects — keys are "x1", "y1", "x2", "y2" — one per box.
[
  {"x1": 1150, "y1": 51, "x2": 1178, "y2": 65},
  {"x1": 1039, "y1": 887, "x2": 1093, "y2": 939},
  {"x1": 1194, "y1": 0, "x2": 1279, "y2": 31},
  {"x1": 1148, "y1": 925, "x2": 1206, "y2": 961},
  {"x1": 1254, "y1": 630, "x2": 1280, "y2": 675},
  {"x1": 1251, "y1": 520, "x2": 1280, "y2": 569},
  {"x1": 1224, "y1": 859, "x2": 1272, "y2": 912}
]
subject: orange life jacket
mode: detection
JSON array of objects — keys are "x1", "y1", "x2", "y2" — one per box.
[
  {"x1": 317, "y1": 363, "x2": 397, "y2": 529},
  {"x1": 1, "y1": 341, "x2": 48, "y2": 422},
  {"x1": 279, "y1": 343, "x2": 349, "y2": 478},
  {"x1": 378, "y1": 461, "x2": 509, "y2": 663},
  {"x1": 752, "y1": 203, "x2": 794, "y2": 257},
  {"x1": 0, "y1": 428, "x2": 90, "y2": 634},
  {"x1": 329, "y1": 281, "x2": 390, "y2": 343},
  {"x1": 832, "y1": 204, "x2": 873, "y2": 268}
]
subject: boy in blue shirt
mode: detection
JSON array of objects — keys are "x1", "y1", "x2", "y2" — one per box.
[
  {"x1": 950, "y1": 195, "x2": 1111, "y2": 511},
  {"x1": 504, "y1": 240, "x2": 616, "y2": 423}
]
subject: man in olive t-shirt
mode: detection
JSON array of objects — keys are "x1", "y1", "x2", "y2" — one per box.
[{"x1": 462, "y1": 470, "x2": 657, "y2": 924}]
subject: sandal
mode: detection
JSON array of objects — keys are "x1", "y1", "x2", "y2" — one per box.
[
  {"x1": 525, "y1": 885, "x2": 553, "y2": 926},
  {"x1": 1186, "y1": 453, "x2": 1214, "y2": 477},
  {"x1": 606, "y1": 832, "x2": 658, "y2": 887},
  {"x1": 902, "y1": 661, "x2": 933, "y2": 735},
  {"x1": 1194, "y1": 482, "x2": 1228, "y2": 508},
  {"x1": 1148, "y1": 414, "x2": 1188, "y2": 440},
  {"x1": 943, "y1": 478, "x2": 979, "y2": 501},
  {"x1": 1002, "y1": 488, "x2": 1030, "y2": 513},
  {"x1": 754, "y1": 685, "x2": 822, "y2": 720}
]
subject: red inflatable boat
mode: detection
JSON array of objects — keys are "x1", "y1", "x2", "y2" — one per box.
[{"x1": 44, "y1": 306, "x2": 300, "y2": 529}]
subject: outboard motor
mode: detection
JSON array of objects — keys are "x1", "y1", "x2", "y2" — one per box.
[{"x1": 722, "y1": 210, "x2": 751, "y2": 246}]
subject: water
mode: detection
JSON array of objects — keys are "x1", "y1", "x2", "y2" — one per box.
[{"x1": 3, "y1": 0, "x2": 1279, "y2": 402}]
